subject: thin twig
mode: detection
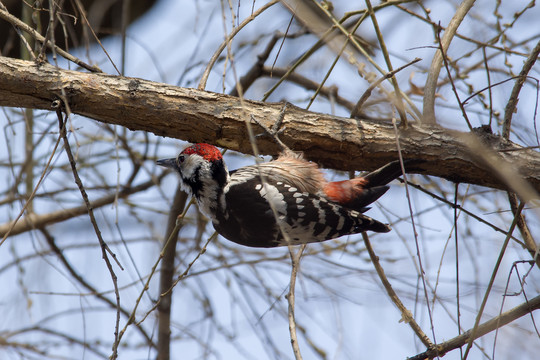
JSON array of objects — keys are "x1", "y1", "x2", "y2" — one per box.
[
  {"x1": 135, "y1": 230, "x2": 215, "y2": 326},
  {"x1": 494, "y1": 260, "x2": 537, "y2": 357},
  {"x1": 435, "y1": 23, "x2": 472, "y2": 130},
  {"x1": 503, "y1": 39, "x2": 540, "y2": 138},
  {"x1": 0, "y1": 175, "x2": 166, "y2": 237},
  {"x1": 351, "y1": 57, "x2": 421, "y2": 119},
  {"x1": 462, "y1": 201, "x2": 525, "y2": 359},
  {"x1": 198, "y1": 0, "x2": 279, "y2": 90},
  {"x1": 362, "y1": 232, "x2": 433, "y2": 348},
  {"x1": 229, "y1": 32, "x2": 280, "y2": 97},
  {"x1": 482, "y1": 47, "x2": 494, "y2": 128},
  {"x1": 157, "y1": 186, "x2": 188, "y2": 360},
  {"x1": 116, "y1": 213, "x2": 183, "y2": 344},
  {"x1": 423, "y1": 0, "x2": 476, "y2": 124},
  {"x1": 392, "y1": 118, "x2": 438, "y2": 346},
  {"x1": 117, "y1": 199, "x2": 209, "y2": 346},
  {"x1": 306, "y1": 12, "x2": 368, "y2": 110},
  {"x1": 54, "y1": 104, "x2": 122, "y2": 359},
  {"x1": 401, "y1": 180, "x2": 527, "y2": 247},
  {"x1": 364, "y1": 0, "x2": 407, "y2": 125},
  {"x1": 409, "y1": 293, "x2": 540, "y2": 360},
  {"x1": 261, "y1": 66, "x2": 356, "y2": 110},
  {"x1": 395, "y1": 3, "x2": 529, "y2": 57},
  {"x1": 37, "y1": 227, "x2": 155, "y2": 346},
  {"x1": 287, "y1": 245, "x2": 305, "y2": 360},
  {"x1": 453, "y1": 184, "x2": 463, "y2": 359},
  {"x1": 507, "y1": 193, "x2": 540, "y2": 268},
  {"x1": 0, "y1": 114, "x2": 64, "y2": 246},
  {"x1": 462, "y1": 76, "x2": 523, "y2": 106},
  {"x1": 0, "y1": 7, "x2": 101, "y2": 72}
]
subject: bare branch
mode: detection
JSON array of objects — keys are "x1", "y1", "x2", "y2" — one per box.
[
  {"x1": 55, "y1": 105, "x2": 122, "y2": 359},
  {"x1": 423, "y1": 0, "x2": 476, "y2": 124},
  {"x1": 157, "y1": 187, "x2": 188, "y2": 360},
  {"x1": 0, "y1": 176, "x2": 164, "y2": 238},
  {"x1": 1, "y1": 57, "x2": 540, "y2": 193},
  {"x1": 287, "y1": 246, "x2": 305, "y2": 360},
  {"x1": 0, "y1": 6, "x2": 101, "y2": 72},
  {"x1": 362, "y1": 232, "x2": 433, "y2": 348},
  {"x1": 409, "y1": 294, "x2": 540, "y2": 360},
  {"x1": 503, "y1": 39, "x2": 540, "y2": 139}
]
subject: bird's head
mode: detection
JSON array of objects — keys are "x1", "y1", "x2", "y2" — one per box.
[
  {"x1": 157, "y1": 143, "x2": 228, "y2": 198},
  {"x1": 157, "y1": 143, "x2": 222, "y2": 175}
]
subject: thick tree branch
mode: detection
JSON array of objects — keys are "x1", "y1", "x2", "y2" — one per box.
[{"x1": 1, "y1": 56, "x2": 539, "y2": 193}]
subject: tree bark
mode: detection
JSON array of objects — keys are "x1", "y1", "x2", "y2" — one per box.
[{"x1": 1, "y1": 56, "x2": 539, "y2": 193}]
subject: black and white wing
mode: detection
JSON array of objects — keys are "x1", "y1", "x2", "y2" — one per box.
[{"x1": 213, "y1": 169, "x2": 390, "y2": 248}]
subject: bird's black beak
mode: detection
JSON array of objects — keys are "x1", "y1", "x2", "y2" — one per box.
[{"x1": 156, "y1": 158, "x2": 177, "y2": 169}]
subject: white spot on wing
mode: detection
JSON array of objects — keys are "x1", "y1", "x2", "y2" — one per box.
[
  {"x1": 336, "y1": 214, "x2": 344, "y2": 230},
  {"x1": 312, "y1": 199, "x2": 325, "y2": 223},
  {"x1": 258, "y1": 183, "x2": 287, "y2": 216}
]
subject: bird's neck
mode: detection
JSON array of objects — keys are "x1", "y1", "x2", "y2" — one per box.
[{"x1": 190, "y1": 159, "x2": 229, "y2": 220}]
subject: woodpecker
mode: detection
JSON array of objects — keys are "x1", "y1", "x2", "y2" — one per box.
[{"x1": 158, "y1": 143, "x2": 408, "y2": 248}]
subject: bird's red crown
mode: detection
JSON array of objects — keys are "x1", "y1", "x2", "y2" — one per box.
[{"x1": 182, "y1": 143, "x2": 222, "y2": 162}]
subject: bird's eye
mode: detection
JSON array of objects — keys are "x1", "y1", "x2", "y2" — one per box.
[{"x1": 177, "y1": 155, "x2": 185, "y2": 164}]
